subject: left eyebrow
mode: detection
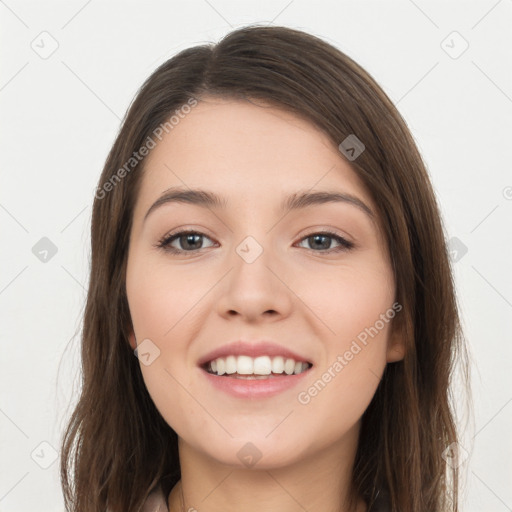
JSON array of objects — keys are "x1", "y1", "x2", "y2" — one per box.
[
  {"x1": 282, "y1": 190, "x2": 374, "y2": 219},
  {"x1": 143, "y1": 187, "x2": 374, "y2": 223}
]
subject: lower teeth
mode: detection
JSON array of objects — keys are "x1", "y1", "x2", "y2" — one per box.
[
  {"x1": 232, "y1": 375, "x2": 272, "y2": 379},
  {"x1": 218, "y1": 372, "x2": 294, "y2": 379},
  {"x1": 205, "y1": 365, "x2": 312, "y2": 378}
]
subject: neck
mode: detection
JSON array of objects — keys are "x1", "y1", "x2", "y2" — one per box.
[{"x1": 167, "y1": 424, "x2": 366, "y2": 512}]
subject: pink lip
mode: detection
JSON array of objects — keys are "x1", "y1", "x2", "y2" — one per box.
[
  {"x1": 197, "y1": 340, "x2": 312, "y2": 367},
  {"x1": 200, "y1": 366, "x2": 312, "y2": 399}
]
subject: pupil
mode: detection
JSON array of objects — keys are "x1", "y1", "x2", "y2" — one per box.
[
  {"x1": 311, "y1": 235, "x2": 329, "y2": 250},
  {"x1": 183, "y1": 234, "x2": 201, "y2": 250}
]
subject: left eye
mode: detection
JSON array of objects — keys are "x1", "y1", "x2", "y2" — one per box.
[
  {"x1": 295, "y1": 232, "x2": 354, "y2": 252},
  {"x1": 156, "y1": 230, "x2": 354, "y2": 254}
]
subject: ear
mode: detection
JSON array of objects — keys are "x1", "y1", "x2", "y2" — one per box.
[
  {"x1": 386, "y1": 326, "x2": 406, "y2": 363},
  {"x1": 128, "y1": 327, "x2": 137, "y2": 351}
]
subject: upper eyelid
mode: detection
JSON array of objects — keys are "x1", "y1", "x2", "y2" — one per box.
[
  {"x1": 158, "y1": 228, "x2": 354, "y2": 250},
  {"x1": 159, "y1": 227, "x2": 350, "y2": 241}
]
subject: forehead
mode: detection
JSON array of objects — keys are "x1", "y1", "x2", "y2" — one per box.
[{"x1": 135, "y1": 98, "x2": 374, "y2": 215}]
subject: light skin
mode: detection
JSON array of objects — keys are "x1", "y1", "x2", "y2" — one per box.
[{"x1": 125, "y1": 97, "x2": 405, "y2": 512}]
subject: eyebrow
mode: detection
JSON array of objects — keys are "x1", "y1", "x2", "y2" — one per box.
[{"x1": 143, "y1": 187, "x2": 374, "y2": 223}]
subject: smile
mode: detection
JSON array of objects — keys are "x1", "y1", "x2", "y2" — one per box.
[
  {"x1": 200, "y1": 355, "x2": 314, "y2": 398},
  {"x1": 204, "y1": 354, "x2": 312, "y2": 377}
]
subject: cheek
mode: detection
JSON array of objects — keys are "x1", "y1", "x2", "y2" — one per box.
[
  {"x1": 126, "y1": 254, "x2": 211, "y2": 429},
  {"x1": 126, "y1": 255, "x2": 199, "y2": 341},
  {"x1": 294, "y1": 256, "x2": 395, "y2": 405},
  {"x1": 299, "y1": 255, "x2": 395, "y2": 342}
]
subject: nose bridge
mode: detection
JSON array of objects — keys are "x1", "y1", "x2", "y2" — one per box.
[
  {"x1": 231, "y1": 232, "x2": 276, "y2": 294},
  {"x1": 215, "y1": 230, "x2": 292, "y2": 320},
  {"x1": 228, "y1": 200, "x2": 276, "y2": 269},
  {"x1": 235, "y1": 234, "x2": 267, "y2": 266}
]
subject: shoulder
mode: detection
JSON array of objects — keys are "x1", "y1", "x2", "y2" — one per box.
[{"x1": 141, "y1": 485, "x2": 168, "y2": 512}]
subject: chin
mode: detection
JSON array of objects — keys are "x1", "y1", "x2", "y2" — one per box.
[{"x1": 194, "y1": 434, "x2": 309, "y2": 470}]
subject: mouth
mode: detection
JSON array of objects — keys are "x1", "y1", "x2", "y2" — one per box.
[
  {"x1": 199, "y1": 354, "x2": 314, "y2": 398},
  {"x1": 200, "y1": 355, "x2": 314, "y2": 379}
]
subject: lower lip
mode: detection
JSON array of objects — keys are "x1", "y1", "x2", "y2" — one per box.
[{"x1": 200, "y1": 367, "x2": 312, "y2": 398}]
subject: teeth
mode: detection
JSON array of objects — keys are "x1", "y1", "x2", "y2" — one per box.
[
  {"x1": 237, "y1": 355, "x2": 254, "y2": 374},
  {"x1": 272, "y1": 356, "x2": 284, "y2": 374},
  {"x1": 206, "y1": 355, "x2": 310, "y2": 376},
  {"x1": 225, "y1": 355, "x2": 237, "y2": 374}
]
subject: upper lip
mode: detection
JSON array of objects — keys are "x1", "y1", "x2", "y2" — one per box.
[{"x1": 197, "y1": 340, "x2": 313, "y2": 367}]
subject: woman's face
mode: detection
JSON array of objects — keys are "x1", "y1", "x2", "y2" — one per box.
[{"x1": 125, "y1": 97, "x2": 404, "y2": 468}]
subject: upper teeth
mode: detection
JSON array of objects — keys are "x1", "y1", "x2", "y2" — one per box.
[{"x1": 208, "y1": 355, "x2": 310, "y2": 376}]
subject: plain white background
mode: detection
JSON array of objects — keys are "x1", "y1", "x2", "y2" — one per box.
[{"x1": 1, "y1": 1, "x2": 511, "y2": 510}]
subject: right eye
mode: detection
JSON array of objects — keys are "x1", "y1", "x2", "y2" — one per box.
[{"x1": 156, "y1": 230, "x2": 217, "y2": 254}]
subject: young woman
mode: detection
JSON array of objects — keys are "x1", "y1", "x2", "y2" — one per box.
[{"x1": 60, "y1": 25, "x2": 470, "y2": 512}]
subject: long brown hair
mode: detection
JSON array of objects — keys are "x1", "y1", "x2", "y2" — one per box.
[{"x1": 60, "y1": 24, "x2": 471, "y2": 511}]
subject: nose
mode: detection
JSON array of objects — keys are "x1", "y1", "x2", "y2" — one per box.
[{"x1": 215, "y1": 239, "x2": 294, "y2": 323}]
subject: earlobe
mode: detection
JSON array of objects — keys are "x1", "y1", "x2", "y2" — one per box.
[
  {"x1": 386, "y1": 343, "x2": 406, "y2": 363},
  {"x1": 386, "y1": 331, "x2": 406, "y2": 363},
  {"x1": 128, "y1": 329, "x2": 137, "y2": 351}
]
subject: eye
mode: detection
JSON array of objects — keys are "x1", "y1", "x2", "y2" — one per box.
[
  {"x1": 155, "y1": 230, "x2": 216, "y2": 254},
  {"x1": 155, "y1": 229, "x2": 354, "y2": 255},
  {"x1": 295, "y1": 231, "x2": 354, "y2": 253}
]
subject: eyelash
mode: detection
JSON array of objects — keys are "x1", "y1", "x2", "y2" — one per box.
[{"x1": 155, "y1": 229, "x2": 355, "y2": 255}]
